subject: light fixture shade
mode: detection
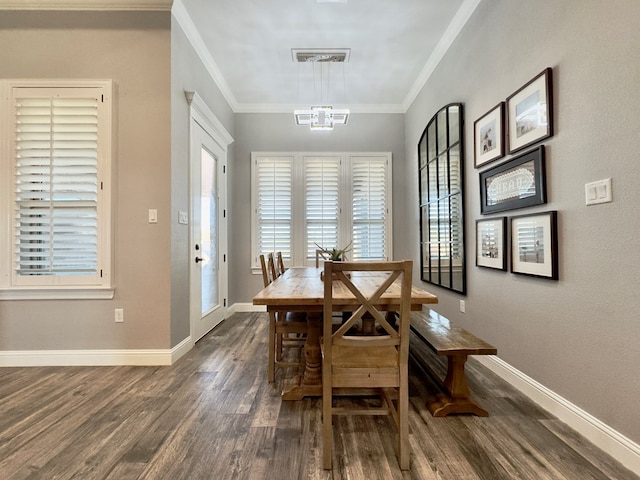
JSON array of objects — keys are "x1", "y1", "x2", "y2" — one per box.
[{"x1": 294, "y1": 106, "x2": 349, "y2": 130}]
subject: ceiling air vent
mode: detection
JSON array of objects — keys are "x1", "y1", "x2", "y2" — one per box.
[{"x1": 292, "y1": 48, "x2": 350, "y2": 63}]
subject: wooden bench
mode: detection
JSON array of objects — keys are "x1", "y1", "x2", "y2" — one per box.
[{"x1": 409, "y1": 309, "x2": 497, "y2": 417}]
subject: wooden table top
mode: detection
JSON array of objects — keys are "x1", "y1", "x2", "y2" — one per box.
[{"x1": 253, "y1": 267, "x2": 438, "y2": 312}]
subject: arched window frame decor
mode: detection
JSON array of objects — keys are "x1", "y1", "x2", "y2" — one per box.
[{"x1": 418, "y1": 103, "x2": 466, "y2": 294}]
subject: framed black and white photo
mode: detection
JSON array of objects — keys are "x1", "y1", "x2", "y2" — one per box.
[
  {"x1": 479, "y1": 145, "x2": 546, "y2": 214},
  {"x1": 476, "y1": 217, "x2": 507, "y2": 270},
  {"x1": 474, "y1": 102, "x2": 505, "y2": 168},
  {"x1": 507, "y1": 67, "x2": 553, "y2": 153},
  {"x1": 510, "y1": 210, "x2": 558, "y2": 279}
]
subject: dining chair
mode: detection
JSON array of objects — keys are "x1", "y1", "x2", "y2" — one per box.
[
  {"x1": 321, "y1": 260, "x2": 413, "y2": 470},
  {"x1": 259, "y1": 253, "x2": 307, "y2": 383}
]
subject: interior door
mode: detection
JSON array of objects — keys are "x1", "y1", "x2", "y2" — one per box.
[{"x1": 190, "y1": 120, "x2": 227, "y2": 341}]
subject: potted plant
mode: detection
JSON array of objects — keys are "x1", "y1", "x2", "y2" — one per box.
[
  {"x1": 315, "y1": 242, "x2": 352, "y2": 261},
  {"x1": 316, "y1": 242, "x2": 352, "y2": 280}
]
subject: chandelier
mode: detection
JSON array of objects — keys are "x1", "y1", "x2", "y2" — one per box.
[
  {"x1": 293, "y1": 49, "x2": 350, "y2": 131},
  {"x1": 294, "y1": 106, "x2": 350, "y2": 130}
]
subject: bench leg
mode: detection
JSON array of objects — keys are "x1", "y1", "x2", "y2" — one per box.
[{"x1": 427, "y1": 354, "x2": 490, "y2": 417}]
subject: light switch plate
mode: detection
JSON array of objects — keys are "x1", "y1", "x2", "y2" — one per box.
[
  {"x1": 585, "y1": 178, "x2": 612, "y2": 205},
  {"x1": 148, "y1": 209, "x2": 158, "y2": 223},
  {"x1": 178, "y1": 211, "x2": 188, "y2": 225}
]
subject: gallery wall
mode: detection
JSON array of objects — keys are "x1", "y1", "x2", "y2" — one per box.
[{"x1": 403, "y1": 0, "x2": 640, "y2": 444}]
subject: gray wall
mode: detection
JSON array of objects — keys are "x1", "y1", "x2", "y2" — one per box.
[
  {"x1": 170, "y1": 19, "x2": 235, "y2": 347},
  {"x1": 0, "y1": 12, "x2": 173, "y2": 350},
  {"x1": 403, "y1": 0, "x2": 640, "y2": 443},
  {"x1": 230, "y1": 113, "x2": 405, "y2": 304}
]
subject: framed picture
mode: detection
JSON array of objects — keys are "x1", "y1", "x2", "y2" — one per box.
[
  {"x1": 476, "y1": 217, "x2": 507, "y2": 270},
  {"x1": 510, "y1": 210, "x2": 558, "y2": 279},
  {"x1": 474, "y1": 102, "x2": 505, "y2": 168},
  {"x1": 507, "y1": 67, "x2": 553, "y2": 153},
  {"x1": 479, "y1": 145, "x2": 546, "y2": 214}
]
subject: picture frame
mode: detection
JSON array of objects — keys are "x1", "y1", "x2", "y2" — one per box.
[
  {"x1": 476, "y1": 217, "x2": 507, "y2": 270},
  {"x1": 474, "y1": 102, "x2": 505, "y2": 168},
  {"x1": 510, "y1": 210, "x2": 558, "y2": 279},
  {"x1": 479, "y1": 145, "x2": 546, "y2": 214},
  {"x1": 507, "y1": 67, "x2": 553, "y2": 154}
]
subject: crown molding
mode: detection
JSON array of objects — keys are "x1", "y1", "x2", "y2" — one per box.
[
  {"x1": 402, "y1": 0, "x2": 482, "y2": 111},
  {"x1": 0, "y1": 0, "x2": 173, "y2": 11},
  {"x1": 172, "y1": 0, "x2": 239, "y2": 111}
]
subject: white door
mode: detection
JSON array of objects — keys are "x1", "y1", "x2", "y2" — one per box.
[{"x1": 190, "y1": 119, "x2": 227, "y2": 341}]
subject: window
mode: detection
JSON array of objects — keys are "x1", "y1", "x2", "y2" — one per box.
[
  {"x1": 252, "y1": 152, "x2": 392, "y2": 267},
  {"x1": 0, "y1": 80, "x2": 114, "y2": 299}
]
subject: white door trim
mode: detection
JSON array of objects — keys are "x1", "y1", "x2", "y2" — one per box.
[{"x1": 186, "y1": 91, "x2": 234, "y2": 341}]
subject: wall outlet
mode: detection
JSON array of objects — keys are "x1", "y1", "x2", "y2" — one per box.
[
  {"x1": 115, "y1": 308, "x2": 124, "y2": 323},
  {"x1": 460, "y1": 300, "x2": 466, "y2": 314}
]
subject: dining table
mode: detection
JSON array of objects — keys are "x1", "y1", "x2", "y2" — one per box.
[{"x1": 252, "y1": 266, "x2": 439, "y2": 400}]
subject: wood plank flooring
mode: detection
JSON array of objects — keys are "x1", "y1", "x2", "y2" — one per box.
[{"x1": 0, "y1": 312, "x2": 636, "y2": 479}]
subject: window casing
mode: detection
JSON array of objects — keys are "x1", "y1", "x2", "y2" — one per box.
[
  {"x1": 251, "y1": 152, "x2": 392, "y2": 268},
  {"x1": 0, "y1": 80, "x2": 114, "y2": 299}
]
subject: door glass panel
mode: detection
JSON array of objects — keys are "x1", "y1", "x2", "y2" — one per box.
[{"x1": 201, "y1": 147, "x2": 218, "y2": 314}]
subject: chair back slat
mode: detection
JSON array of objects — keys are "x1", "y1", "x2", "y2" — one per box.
[
  {"x1": 267, "y1": 252, "x2": 279, "y2": 281},
  {"x1": 316, "y1": 249, "x2": 330, "y2": 268},
  {"x1": 323, "y1": 260, "x2": 412, "y2": 352},
  {"x1": 259, "y1": 254, "x2": 271, "y2": 287},
  {"x1": 276, "y1": 251, "x2": 286, "y2": 276}
]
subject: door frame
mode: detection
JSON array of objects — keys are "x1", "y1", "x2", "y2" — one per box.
[{"x1": 186, "y1": 91, "x2": 234, "y2": 341}]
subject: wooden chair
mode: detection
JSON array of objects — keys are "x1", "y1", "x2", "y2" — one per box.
[
  {"x1": 259, "y1": 253, "x2": 307, "y2": 383},
  {"x1": 321, "y1": 260, "x2": 413, "y2": 470}
]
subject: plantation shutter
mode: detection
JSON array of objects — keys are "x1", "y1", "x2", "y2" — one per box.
[
  {"x1": 351, "y1": 156, "x2": 388, "y2": 260},
  {"x1": 256, "y1": 156, "x2": 293, "y2": 258},
  {"x1": 12, "y1": 88, "x2": 102, "y2": 279},
  {"x1": 304, "y1": 156, "x2": 340, "y2": 262}
]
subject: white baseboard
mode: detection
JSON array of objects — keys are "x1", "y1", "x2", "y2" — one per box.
[
  {"x1": 171, "y1": 335, "x2": 194, "y2": 364},
  {"x1": 0, "y1": 336, "x2": 195, "y2": 367},
  {"x1": 475, "y1": 355, "x2": 640, "y2": 477}
]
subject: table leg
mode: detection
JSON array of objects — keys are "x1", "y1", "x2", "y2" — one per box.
[
  {"x1": 282, "y1": 311, "x2": 323, "y2": 400},
  {"x1": 427, "y1": 354, "x2": 489, "y2": 417}
]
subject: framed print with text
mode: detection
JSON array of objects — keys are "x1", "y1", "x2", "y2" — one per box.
[
  {"x1": 476, "y1": 217, "x2": 507, "y2": 270},
  {"x1": 474, "y1": 102, "x2": 505, "y2": 168},
  {"x1": 479, "y1": 145, "x2": 546, "y2": 214},
  {"x1": 510, "y1": 210, "x2": 558, "y2": 279},
  {"x1": 507, "y1": 67, "x2": 553, "y2": 153}
]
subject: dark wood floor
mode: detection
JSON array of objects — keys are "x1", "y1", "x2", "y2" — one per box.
[{"x1": 0, "y1": 312, "x2": 636, "y2": 479}]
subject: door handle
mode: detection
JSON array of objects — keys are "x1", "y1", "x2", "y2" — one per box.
[{"x1": 195, "y1": 256, "x2": 204, "y2": 263}]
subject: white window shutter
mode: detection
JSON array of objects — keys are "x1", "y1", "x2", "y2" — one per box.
[
  {"x1": 12, "y1": 89, "x2": 102, "y2": 280},
  {"x1": 304, "y1": 156, "x2": 340, "y2": 262},
  {"x1": 256, "y1": 156, "x2": 292, "y2": 258},
  {"x1": 351, "y1": 156, "x2": 388, "y2": 261},
  {"x1": 252, "y1": 152, "x2": 391, "y2": 268}
]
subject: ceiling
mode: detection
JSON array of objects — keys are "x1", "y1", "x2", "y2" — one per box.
[
  {"x1": 176, "y1": 0, "x2": 480, "y2": 113},
  {"x1": 1, "y1": 0, "x2": 481, "y2": 114}
]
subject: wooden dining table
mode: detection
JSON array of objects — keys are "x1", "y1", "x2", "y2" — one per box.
[{"x1": 252, "y1": 266, "x2": 438, "y2": 400}]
